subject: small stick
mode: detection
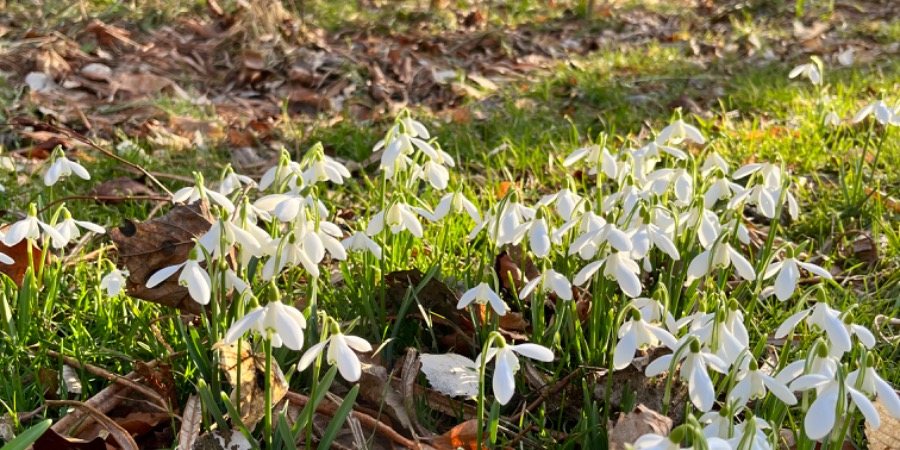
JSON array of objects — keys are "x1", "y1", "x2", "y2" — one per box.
[{"x1": 283, "y1": 391, "x2": 419, "y2": 450}]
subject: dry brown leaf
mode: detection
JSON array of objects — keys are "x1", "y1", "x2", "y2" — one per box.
[
  {"x1": 178, "y1": 395, "x2": 202, "y2": 450},
  {"x1": 34, "y1": 428, "x2": 107, "y2": 450},
  {"x1": 866, "y1": 396, "x2": 900, "y2": 450},
  {"x1": 429, "y1": 419, "x2": 485, "y2": 450},
  {"x1": 358, "y1": 359, "x2": 415, "y2": 435},
  {"x1": 218, "y1": 341, "x2": 288, "y2": 430},
  {"x1": 109, "y1": 201, "x2": 213, "y2": 314},
  {"x1": 0, "y1": 240, "x2": 46, "y2": 288},
  {"x1": 608, "y1": 404, "x2": 673, "y2": 450}
]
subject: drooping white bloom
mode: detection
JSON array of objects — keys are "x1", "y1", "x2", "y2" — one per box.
[
  {"x1": 762, "y1": 254, "x2": 832, "y2": 301},
  {"x1": 614, "y1": 310, "x2": 677, "y2": 370},
  {"x1": 574, "y1": 252, "x2": 643, "y2": 298},
  {"x1": 298, "y1": 329, "x2": 372, "y2": 382},
  {"x1": 423, "y1": 191, "x2": 480, "y2": 223},
  {"x1": 366, "y1": 202, "x2": 424, "y2": 238},
  {"x1": 633, "y1": 430, "x2": 730, "y2": 450},
  {"x1": 44, "y1": 154, "x2": 91, "y2": 186},
  {"x1": 686, "y1": 242, "x2": 756, "y2": 282},
  {"x1": 774, "y1": 303, "x2": 852, "y2": 355},
  {"x1": 3, "y1": 207, "x2": 66, "y2": 247},
  {"x1": 852, "y1": 100, "x2": 897, "y2": 125},
  {"x1": 254, "y1": 192, "x2": 327, "y2": 223},
  {"x1": 656, "y1": 119, "x2": 705, "y2": 146},
  {"x1": 732, "y1": 162, "x2": 783, "y2": 189},
  {"x1": 704, "y1": 178, "x2": 741, "y2": 208},
  {"x1": 219, "y1": 170, "x2": 256, "y2": 195},
  {"x1": 100, "y1": 269, "x2": 129, "y2": 297},
  {"x1": 646, "y1": 168, "x2": 693, "y2": 206},
  {"x1": 729, "y1": 359, "x2": 797, "y2": 406},
  {"x1": 539, "y1": 188, "x2": 584, "y2": 221},
  {"x1": 788, "y1": 63, "x2": 821, "y2": 85},
  {"x1": 302, "y1": 154, "x2": 352, "y2": 186},
  {"x1": 823, "y1": 111, "x2": 841, "y2": 127},
  {"x1": 646, "y1": 340, "x2": 729, "y2": 412},
  {"x1": 569, "y1": 220, "x2": 633, "y2": 260},
  {"x1": 342, "y1": 231, "x2": 382, "y2": 259},
  {"x1": 457, "y1": 282, "x2": 507, "y2": 316},
  {"x1": 791, "y1": 363, "x2": 880, "y2": 441},
  {"x1": 224, "y1": 300, "x2": 307, "y2": 351},
  {"x1": 519, "y1": 268, "x2": 572, "y2": 301},
  {"x1": 562, "y1": 145, "x2": 618, "y2": 178},
  {"x1": 52, "y1": 211, "x2": 105, "y2": 248},
  {"x1": 146, "y1": 250, "x2": 211, "y2": 305},
  {"x1": 846, "y1": 365, "x2": 900, "y2": 420},
  {"x1": 494, "y1": 201, "x2": 536, "y2": 246},
  {"x1": 701, "y1": 152, "x2": 730, "y2": 176},
  {"x1": 413, "y1": 160, "x2": 450, "y2": 190},
  {"x1": 172, "y1": 174, "x2": 235, "y2": 213},
  {"x1": 197, "y1": 215, "x2": 264, "y2": 260},
  {"x1": 475, "y1": 339, "x2": 554, "y2": 405}
]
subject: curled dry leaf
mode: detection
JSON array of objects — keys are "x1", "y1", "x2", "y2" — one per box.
[
  {"x1": 428, "y1": 419, "x2": 485, "y2": 450},
  {"x1": 34, "y1": 428, "x2": 108, "y2": 450},
  {"x1": 218, "y1": 342, "x2": 288, "y2": 430},
  {"x1": 178, "y1": 395, "x2": 202, "y2": 450},
  {"x1": 358, "y1": 358, "x2": 415, "y2": 435},
  {"x1": 109, "y1": 202, "x2": 213, "y2": 314},
  {"x1": 608, "y1": 404, "x2": 673, "y2": 450}
]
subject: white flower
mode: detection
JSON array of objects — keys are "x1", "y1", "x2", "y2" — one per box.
[
  {"x1": 413, "y1": 160, "x2": 450, "y2": 190},
  {"x1": 366, "y1": 203, "x2": 424, "y2": 238},
  {"x1": 646, "y1": 341, "x2": 729, "y2": 412},
  {"x1": 254, "y1": 192, "x2": 327, "y2": 223},
  {"x1": 100, "y1": 269, "x2": 129, "y2": 297},
  {"x1": 614, "y1": 311, "x2": 677, "y2": 370},
  {"x1": 475, "y1": 339, "x2": 554, "y2": 405},
  {"x1": 172, "y1": 174, "x2": 235, "y2": 214},
  {"x1": 224, "y1": 300, "x2": 307, "y2": 350},
  {"x1": 574, "y1": 252, "x2": 643, "y2": 298},
  {"x1": 539, "y1": 188, "x2": 584, "y2": 221},
  {"x1": 823, "y1": 111, "x2": 841, "y2": 127},
  {"x1": 219, "y1": 171, "x2": 256, "y2": 195},
  {"x1": 494, "y1": 201, "x2": 535, "y2": 246},
  {"x1": 342, "y1": 231, "x2": 382, "y2": 259},
  {"x1": 261, "y1": 226, "x2": 327, "y2": 280},
  {"x1": 789, "y1": 63, "x2": 821, "y2": 85},
  {"x1": 686, "y1": 242, "x2": 756, "y2": 283},
  {"x1": 730, "y1": 359, "x2": 797, "y2": 406},
  {"x1": 562, "y1": 145, "x2": 618, "y2": 178},
  {"x1": 791, "y1": 364, "x2": 880, "y2": 441},
  {"x1": 457, "y1": 282, "x2": 507, "y2": 316},
  {"x1": 704, "y1": 178, "x2": 742, "y2": 208},
  {"x1": 732, "y1": 162, "x2": 783, "y2": 190},
  {"x1": 852, "y1": 100, "x2": 897, "y2": 125},
  {"x1": 762, "y1": 255, "x2": 832, "y2": 301},
  {"x1": 146, "y1": 250, "x2": 211, "y2": 305},
  {"x1": 656, "y1": 119, "x2": 705, "y2": 145},
  {"x1": 846, "y1": 365, "x2": 900, "y2": 420},
  {"x1": 519, "y1": 268, "x2": 572, "y2": 301},
  {"x1": 633, "y1": 430, "x2": 730, "y2": 450},
  {"x1": 197, "y1": 216, "x2": 263, "y2": 260},
  {"x1": 774, "y1": 303, "x2": 852, "y2": 356},
  {"x1": 52, "y1": 214, "x2": 105, "y2": 248},
  {"x1": 4, "y1": 208, "x2": 66, "y2": 247},
  {"x1": 302, "y1": 154, "x2": 352, "y2": 185},
  {"x1": 44, "y1": 154, "x2": 91, "y2": 186},
  {"x1": 701, "y1": 152, "x2": 730, "y2": 176},
  {"x1": 423, "y1": 191, "x2": 480, "y2": 223},
  {"x1": 298, "y1": 329, "x2": 372, "y2": 382}
]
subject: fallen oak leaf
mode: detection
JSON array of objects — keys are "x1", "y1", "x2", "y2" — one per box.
[
  {"x1": 109, "y1": 201, "x2": 213, "y2": 314},
  {"x1": 218, "y1": 341, "x2": 288, "y2": 430},
  {"x1": 0, "y1": 239, "x2": 46, "y2": 288},
  {"x1": 608, "y1": 404, "x2": 673, "y2": 450},
  {"x1": 34, "y1": 427, "x2": 108, "y2": 450}
]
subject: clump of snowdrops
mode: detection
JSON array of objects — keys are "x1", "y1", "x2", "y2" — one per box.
[{"x1": 2, "y1": 58, "x2": 899, "y2": 449}]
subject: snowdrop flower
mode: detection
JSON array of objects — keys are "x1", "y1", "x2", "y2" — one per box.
[
  {"x1": 701, "y1": 152, "x2": 730, "y2": 176},
  {"x1": 686, "y1": 241, "x2": 756, "y2": 283},
  {"x1": 413, "y1": 159, "x2": 450, "y2": 190},
  {"x1": 723, "y1": 416, "x2": 773, "y2": 450},
  {"x1": 629, "y1": 297, "x2": 685, "y2": 334},
  {"x1": 846, "y1": 358, "x2": 900, "y2": 420},
  {"x1": 788, "y1": 63, "x2": 821, "y2": 85},
  {"x1": 539, "y1": 185, "x2": 584, "y2": 221},
  {"x1": 656, "y1": 119, "x2": 705, "y2": 146},
  {"x1": 255, "y1": 191, "x2": 327, "y2": 223},
  {"x1": 614, "y1": 309, "x2": 677, "y2": 370},
  {"x1": 457, "y1": 282, "x2": 507, "y2": 316},
  {"x1": 704, "y1": 178, "x2": 742, "y2": 208},
  {"x1": 852, "y1": 100, "x2": 897, "y2": 125},
  {"x1": 728, "y1": 184, "x2": 777, "y2": 218},
  {"x1": 224, "y1": 299, "x2": 307, "y2": 350},
  {"x1": 146, "y1": 248, "x2": 211, "y2": 305},
  {"x1": 342, "y1": 231, "x2": 382, "y2": 259},
  {"x1": 218, "y1": 166, "x2": 256, "y2": 195},
  {"x1": 302, "y1": 150, "x2": 352, "y2": 185},
  {"x1": 44, "y1": 150, "x2": 90, "y2": 186},
  {"x1": 569, "y1": 220, "x2": 633, "y2": 260},
  {"x1": 519, "y1": 268, "x2": 572, "y2": 301},
  {"x1": 646, "y1": 168, "x2": 693, "y2": 206},
  {"x1": 261, "y1": 219, "x2": 334, "y2": 280},
  {"x1": 633, "y1": 426, "x2": 730, "y2": 450},
  {"x1": 366, "y1": 202, "x2": 424, "y2": 238},
  {"x1": 574, "y1": 251, "x2": 643, "y2": 298},
  {"x1": 421, "y1": 191, "x2": 480, "y2": 223},
  {"x1": 631, "y1": 220, "x2": 680, "y2": 263},
  {"x1": 762, "y1": 250, "x2": 832, "y2": 301},
  {"x1": 475, "y1": 334, "x2": 553, "y2": 405},
  {"x1": 774, "y1": 302, "x2": 853, "y2": 356},
  {"x1": 298, "y1": 320, "x2": 372, "y2": 382},
  {"x1": 562, "y1": 144, "x2": 618, "y2": 178},
  {"x1": 791, "y1": 360, "x2": 879, "y2": 441},
  {"x1": 823, "y1": 111, "x2": 841, "y2": 127},
  {"x1": 259, "y1": 149, "x2": 304, "y2": 192},
  {"x1": 3, "y1": 204, "x2": 66, "y2": 247},
  {"x1": 732, "y1": 162, "x2": 783, "y2": 190},
  {"x1": 100, "y1": 269, "x2": 129, "y2": 297},
  {"x1": 647, "y1": 339, "x2": 729, "y2": 412},
  {"x1": 172, "y1": 172, "x2": 235, "y2": 214},
  {"x1": 494, "y1": 199, "x2": 535, "y2": 246},
  {"x1": 519, "y1": 211, "x2": 553, "y2": 258},
  {"x1": 197, "y1": 214, "x2": 263, "y2": 260},
  {"x1": 730, "y1": 359, "x2": 797, "y2": 406},
  {"x1": 51, "y1": 208, "x2": 105, "y2": 248}
]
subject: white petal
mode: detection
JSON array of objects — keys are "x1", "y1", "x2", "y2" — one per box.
[
  {"x1": 146, "y1": 263, "x2": 184, "y2": 288},
  {"x1": 573, "y1": 260, "x2": 603, "y2": 286},
  {"x1": 874, "y1": 377, "x2": 900, "y2": 418},
  {"x1": 688, "y1": 360, "x2": 716, "y2": 412},
  {"x1": 849, "y1": 387, "x2": 880, "y2": 429},
  {"x1": 493, "y1": 350, "x2": 517, "y2": 405},
  {"x1": 728, "y1": 247, "x2": 756, "y2": 281},
  {"x1": 344, "y1": 335, "x2": 373, "y2": 352},
  {"x1": 333, "y1": 334, "x2": 362, "y2": 381},
  {"x1": 298, "y1": 341, "x2": 328, "y2": 370},
  {"x1": 762, "y1": 374, "x2": 798, "y2": 405},
  {"x1": 510, "y1": 343, "x2": 554, "y2": 362},
  {"x1": 805, "y1": 387, "x2": 839, "y2": 440},
  {"x1": 614, "y1": 330, "x2": 638, "y2": 370},
  {"x1": 645, "y1": 354, "x2": 674, "y2": 377},
  {"x1": 775, "y1": 308, "x2": 811, "y2": 339},
  {"x1": 224, "y1": 308, "x2": 266, "y2": 344}
]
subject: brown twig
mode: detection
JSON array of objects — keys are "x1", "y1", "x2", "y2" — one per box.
[
  {"x1": 283, "y1": 391, "x2": 420, "y2": 449},
  {"x1": 508, "y1": 368, "x2": 584, "y2": 423},
  {"x1": 17, "y1": 405, "x2": 46, "y2": 422},
  {"x1": 52, "y1": 374, "x2": 134, "y2": 433},
  {"x1": 45, "y1": 350, "x2": 169, "y2": 413},
  {"x1": 6, "y1": 118, "x2": 174, "y2": 197},
  {"x1": 46, "y1": 400, "x2": 140, "y2": 450}
]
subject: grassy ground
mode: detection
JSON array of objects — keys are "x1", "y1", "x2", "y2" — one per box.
[{"x1": 1, "y1": 0, "x2": 899, "y2": 448}]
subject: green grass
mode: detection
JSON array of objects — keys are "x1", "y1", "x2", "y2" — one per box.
[{"x1": 1, "y1": 0, "x2": 900, "y2": 448}]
